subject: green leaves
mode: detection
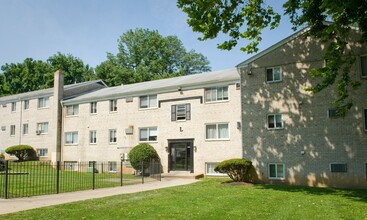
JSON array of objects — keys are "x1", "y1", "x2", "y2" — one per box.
[
  {"x1": 178, "y1": 0, "x2": 367, "y2": 116},
  {"x1": 96, "y1": 28, "x2": 211, "y2": 86}
]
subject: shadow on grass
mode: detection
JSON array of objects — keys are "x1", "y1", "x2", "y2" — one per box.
[{"x1": 255, "y1": 183, "x2": 367, "y2": 203}]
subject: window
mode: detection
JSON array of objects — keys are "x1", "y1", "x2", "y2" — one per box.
[
  {"x1": 364, "y1": 109, "x2": 367, "y2": 131},
  {"x1": 171, "y1": 104, "x2": 191, "y2": 121},
  {"x1": 109, "y1": 129, "x2": 117, "y2": 143},
  {"x1": 37, "y1": 122, "x2": 49, "y2": 134},
  {"x1": 64, "y1": 161, "x2": 78, "y2": 171},
  {"x1": 266, "y1": 66, "x2": 282, "y2": 82},
  {"x1": 108, "y1": 161, "x2": 117, "y2": 172},
  {"x1": 1, "y1": 126, "x2": 5, "y2": 131},
  {"x1": 37, "y1": 148, "x2": 48, "y2": 157},
  {"x1": 23, "y1": 100, "x2": 29, "y2": 110},
  {"x1": 361, "y1": 56, "x2": 367, "y2": 77},
  {"x1": 139, "y1": 127, "x2": 158, "y2": 142},
  {"x1": 139, "y1": 95, "x2": 157, "y2": 109},
  {"x1": 269, "y1": 163, "x2": 285, "y2": 179},
  {"x1": 206, "y1": 123, "x2": 229, "y2": 140},
  {"x1": 268, "y1": 114, "x2": 284, "y2": 129},
  {"x1": 10, "y1": 125, "x2": 15, "y2": 136},
  {"x1": 38, "y1": 97, "x2": 49, "y2": 108},
  {"x1": 66, "y1": 104, "x2": 79, "y2": 116},
  {"x1": 11, "y1": 102, "x2": 16, "y2": 112},
  {"x1": 328, "y1": 108, "x2": 341, "y2": 118},
  {"x1": 206, "y1": 163, "x2": 225, "y2": 176},
  {"x1": 90, "y1": 130, "x2": 97, "y2": 144},
  {"x1": 90, "y1": 102, "x2": 97, "y2": 114},
  {"x1": 205, "y1": 86, "x2": 229, "y2": 102},
  {"x1": 330, "y1": 163, "x2": 347, "y2": 173},
  {"x1": 23, "y1": 124, "x2": 28, "y2": 135},
  {"x1": 110, "y1": 100, "x2": 117, "y2": 112},
  {"x1": 65, "y1": 132, "x2": 78, "y2": 145}
]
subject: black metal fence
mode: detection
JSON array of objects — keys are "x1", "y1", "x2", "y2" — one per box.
[{"x1": 0, "y1": 160, "x2": 161, "y2": 199}]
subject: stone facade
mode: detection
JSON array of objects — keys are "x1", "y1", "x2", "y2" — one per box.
[{"x1": 237, "y1": 28, "x2": 367, "y2": 188}]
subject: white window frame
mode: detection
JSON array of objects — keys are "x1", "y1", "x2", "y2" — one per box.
[
  {"x1": 23, "y1": 100, "x2": 29, "y2": 110},
  {"x1": 90, "y1": 102, "x2": 97, "y2": 114},
  {"x1": 37, "y1": 122, "x2": 49, "y2": 134},
  {"x1": 64, "y1": 161, "x2": 78, "y2": 171},
  {"x1": 205, "y1": 123, "x2": 230, "y2": 140},
  {"x1": 108, "y1": 161, "x2": 117, "y2": 172},
  {"x1": 205, "y1": 86, "x2": 229, "y2": 103},
  {"x1": 10, "y1": 125, "x2": 15, "y2": 136},
  {"x1": 11, "y1": 102, "x2": 16, "y2": 112},
  {"x1": 171, "y1": 104, "x2": 191, "y2": 121},
  {"x1": 90, "y1": 130, "x2": 97, "y2": 144},
  {"x1": 139, "y1": 127, "x2": 158, "y2": 142},
  {"x1": 139, "y1": 95, "x2": 158, "y2": 109},
  {"x1": 361, "y1": 55, "x2": 367, "y2": 78},
  {"x1": 268, "y1": 163, "x2": 285, "y2": 179},
  {"x1": 267, "y1": 114, "x2": 284, "y2": 129},
  {"x1": 65, "y1": 131, "x2": 78, "y2": 145},
  {"x1": 109, "y1": 129, "x2": 117, "y2": 144},
  {"x1": 66, "y1": 104, "x2": 79, "y2": 116},
  {"x1": 110, "y1": 100, "x2": 117, "y2": 112},
  {"x1": 205, "y1": 162, "x2": 226, "y2": 176},
  {"x1": 38, "y1": 97, "x2": 49, "y2": 109},
  {"x1": 23, "y1": 123, "x2": 28, "y2": 135},
  {"x1": 37, "y1": 148, "x2": 48, "y2": 157},
  {"x1": 266, "y1": 66, "x2": 282, "y2": 83}
]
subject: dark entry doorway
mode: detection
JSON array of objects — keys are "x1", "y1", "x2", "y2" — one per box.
[{"x1": 168, "y1": 139, "x2": 194, "y2": 173}]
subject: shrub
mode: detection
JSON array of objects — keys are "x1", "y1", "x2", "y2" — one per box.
[
  {"x1": 214, "y1": 158, "x2": 252, "y2": 182},
  {"x1": 0, "y1": 158, "x2": 5, "y2": 171},
  {"x1": 0, "y1": 153, "x2": 4, "y2": 159},
  {"x1": 5, "y1": 145, "x2": 37, "y2": 161},
  {"x1": 128, "y1": 143, "x2": 159, "y2": 172}
]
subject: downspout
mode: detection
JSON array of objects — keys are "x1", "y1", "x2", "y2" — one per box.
[{"x1": 236, "y1": 66, "x2": 244, "y2": 159}]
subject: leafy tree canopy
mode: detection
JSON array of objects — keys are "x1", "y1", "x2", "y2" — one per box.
[
  {"x1": 96, "y1": 28, "x2": 211, "y2": 86},
  {"x1": 0, "y1": 53, "x2": 95, "y2": 97},
  {"x1": 177, "y1": 0, "x2": 367, "y2": 116}
]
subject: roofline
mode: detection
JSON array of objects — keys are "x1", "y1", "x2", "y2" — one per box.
[
  {"x1": 236, "y1": 26, "x2": 310, "y2": 68},
  {"x1": 62, "y1": 78, "x2": 239, "y2": 105}
]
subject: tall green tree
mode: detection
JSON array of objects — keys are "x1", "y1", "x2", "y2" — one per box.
[
  {"x1": 96, "y1": 28, "x2": 211, "y2": 86},
  {"x1": 177, "y1": 0, "x2": 367, "y2": 116},
  {"x1": 0, "y1": 53, "x2": 94, "y2": 97}
]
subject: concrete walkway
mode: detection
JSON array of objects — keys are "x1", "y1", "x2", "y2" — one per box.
[{"x1": 0, "y1": 178, "x2": 199, "y2": 215}]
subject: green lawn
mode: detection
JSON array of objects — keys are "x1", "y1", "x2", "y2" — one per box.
[
  {"x1": 0, "y1": 161, "x2": 144, "y2": 198},
  {"x1": 2, "y1": 178, "x2": 367, "y2": 219}
]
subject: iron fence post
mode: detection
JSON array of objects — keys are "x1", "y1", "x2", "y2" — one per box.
[
  {"x1": 92, "y1": 161, "x2": 96, "y2": 190},
  {"x1": 4, "y1": 160, "x2": 9, "y2": 199},
  {"x1": 120, "y1": 160, "x2": 123, "y2": 186},
  {"x1": 56, "y1": 161, "x2": 60, "y2": 194}
]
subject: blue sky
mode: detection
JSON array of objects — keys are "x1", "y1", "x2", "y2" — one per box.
[{"x1": 0, "y1": 0, "x2": 294, "y2": 72}]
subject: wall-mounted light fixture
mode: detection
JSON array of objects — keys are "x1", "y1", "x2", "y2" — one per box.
[
  {"x1": 165, "y1": 146, "x2": 169, "y2": 153},
  {"x1": 300, "y1": 150, "x2": 305, "y2": 155},
  {"x1": 237, "y1": 121, "x2": 241, "y2": 130},
  {"x1": 194, "y1": 146, "x2": 197, "y2": 152}
]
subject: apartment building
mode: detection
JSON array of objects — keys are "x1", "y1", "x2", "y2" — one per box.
[
  {"x1": 0, "y1": 71, "x2": 107, "y2": 161},
  {"x1": 237, "y1": 27, "x2": 367, "y2": 188},
  {"x1": 61, "y1": 69, "x2": 242, "y2": 175}
]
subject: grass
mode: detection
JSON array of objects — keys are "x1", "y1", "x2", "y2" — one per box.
[
  {"x1": 0, "y1": 161, "x2": 144, "y2": 198},
  {"x1": 1, "y1": 178, "x2": 367, "y2": 219}
]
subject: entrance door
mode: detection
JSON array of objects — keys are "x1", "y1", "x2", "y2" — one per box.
[{"x1": 168, "y1": 140, "x2": 193, "y2": 172}]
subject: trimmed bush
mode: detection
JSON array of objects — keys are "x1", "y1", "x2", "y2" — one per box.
[
  {"x1": 214, "y1": 158, "x2": 252, "y2": 182},
  {"x1": 0, "y1": 158, "x2": 5, "y2": 171},
  {"x1": 128, "y1": 143, "x2": 159, "y2": 172},
  {"x1": 0, "y1": 153, "x2": 4, "y2": 159},
  {"x1": 5, "y1": 145, "x2": 37, "y2": 161}
]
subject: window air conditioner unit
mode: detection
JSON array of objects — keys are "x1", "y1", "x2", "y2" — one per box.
[
  {"x1": 36, "y1": 130, "x2": 41, "y2": 135},
  {"x1": 125, "y1": 125, "x2": 133, "y2": 135}
]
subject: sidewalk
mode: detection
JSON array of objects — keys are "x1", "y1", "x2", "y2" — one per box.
[{"x1": 0, "y1": 178, "x2": 199, "y2": 215}]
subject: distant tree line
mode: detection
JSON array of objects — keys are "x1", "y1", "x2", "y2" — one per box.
[{"x1": 0, "y1": 28, "x2": 211, "y2": 97}]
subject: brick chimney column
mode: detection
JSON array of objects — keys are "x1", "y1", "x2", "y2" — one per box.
[{"x1": 53, "y1": 70, "x2": 64, "y2": 162}]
